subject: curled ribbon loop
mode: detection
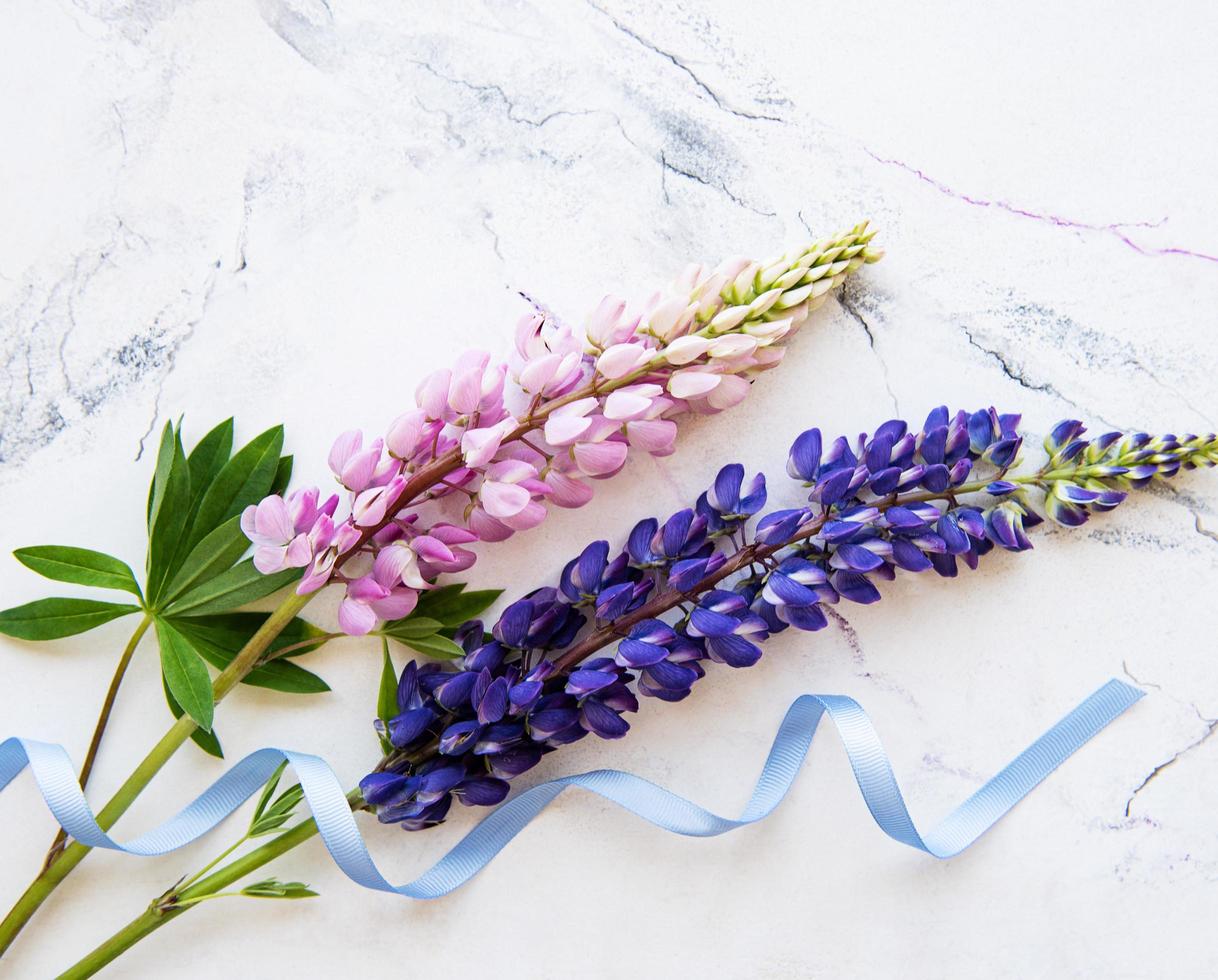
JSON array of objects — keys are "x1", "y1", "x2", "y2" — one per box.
[{"x1": 0, "y1": 679, "x2": 1141, "y2": 897}]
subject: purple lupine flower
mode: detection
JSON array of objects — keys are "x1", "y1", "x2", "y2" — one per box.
[
  {"x1": 362, "y1": 413, "x2": 1218, "y2": 831},
  {"x1": 697, "y1": 464, "x2": 767, "y2": 536}
]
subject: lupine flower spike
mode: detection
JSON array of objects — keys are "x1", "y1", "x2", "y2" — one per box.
[
  {"x1": 243, "y1": 224, "x2": 883, "y2": 634},
  {"x1": 360, "y1": 411, "x2": 1218, "y2": 829}
]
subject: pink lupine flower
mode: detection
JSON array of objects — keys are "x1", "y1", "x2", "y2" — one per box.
[
  {"x1": 461, "y1": 417, "x2": 515, "y2": 468},
  {"x1": 595, "y1": 342, "x2": 653, "y2": 380},
  {"x1": 582, "y1": 296, "x2": 636, "y2": 349},
  {"x1": 328, "y1": 432, "x2": 384, "y2": 492},
  {"x1": 386, "y1": 409, "x2": 426, "y2": 459},
  {"x1": 240, "y1": 489, "x2": 338, "y2": 573},
  {"x1": 413, "y1": 524, "x2": 478, "y2": 577},
  {"x1": 543, "y1": 398, "x2": 598, "y2": 446},
  {"x1": 337, "y1": 546, "x2": 424, "y2": 635},
  {"x1": 352, "y1": 475, "x2": 406, "y2": 527},
  {"x1": 243, "y1": 222, "x2": 880, "y2": 633},
  {"x1": 602, "y1": 384, "x2": 663, "y2": 422}
]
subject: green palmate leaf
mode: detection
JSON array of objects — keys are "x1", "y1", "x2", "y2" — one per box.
[
  {"x1": 162, "y1": 560, "x2": 298, "y2": 617},
  {"x1": 155, "y1": 619, "x2": 214, "y2": 731},
  {"x1": 146, "y1": 421, "x2": 177, "y2": 531},
  {"x1": 185, "y1": 418, "x2": 234, "y2": 514},
  {"x1": 164, "y1": 678, "x2": 223, "y2": 758},
  {"x1": 391, "y1": 631, "x2": 465, "y2": 660},
  {"x1": 270, "y1": 454, "x2": 293, "y2": 496},
  {"x1": 185, "y1": 425, "x2": 284, "y2": 553},
  {"x1": 163, "y1": 611, "x2": 328, "y2": 659},
  {"x1": 146, "y1": 424, "x2": 192, "y2": 601},
  {"x1": 380, "y1": 616, "x2": 443, "y2": 640},
  {"x1": 13, "y1": 546, "x2": 142, "y2": 597},
  {"x1": 0, "y1": 597, "x2": 140, "y2": 640},
  {"x1": 169, "y1": 615, "x2": 329, "y2": 694},
  {"x1": 239, "y1": 879, "x2": 318, "y2": 900},
  {"x1": 160, "y1": 516, "x2": 251, "y2": 604},
  {"x1": 414, "y1": 584, "x2": 503, "y2": 625}
]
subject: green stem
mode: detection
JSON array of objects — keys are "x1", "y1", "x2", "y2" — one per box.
[
  {"x1": 0, "y1": 591, "x2": 312, "y2": 958},
  {"x1": 57, "y1": 813, "x2": 335, "y2": 980},
  {"x1": 41, "y1": 615, "x2": 152, "y2": 871}
]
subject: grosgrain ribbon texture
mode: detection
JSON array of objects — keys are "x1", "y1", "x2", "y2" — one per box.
[{"x1": 0, "y1": 678, "x2": 1141, "y2": 899}]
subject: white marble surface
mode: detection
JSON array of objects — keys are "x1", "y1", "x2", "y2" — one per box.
[{"x1": 2, "y1": 1, "x2": 1217, "y2": 976}]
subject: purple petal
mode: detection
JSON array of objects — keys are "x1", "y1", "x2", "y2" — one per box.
[
  {"x1": 579, "y1": 699, "x2": 630, "y2": 739},
  {"x1": 832, "y1": 570, "x2": 882, "y2": 604},
  {"x1": 706, "y1": 633, "x2": 762, "y2": 668},
  {"x1": 386, "y1": 707, "x2": 434, "y2": 747},
  {"x1": 787, "y1": 428, "x2": 822, "y2": 481},
  {"x1": 477, "y1": 676, "x2": 509, "y2": 724},
  {"x1": 455, "y1": 776, "x2": 511, "y2": 807}
]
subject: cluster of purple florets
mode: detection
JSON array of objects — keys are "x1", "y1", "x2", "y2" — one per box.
[{"x1": 360, "y1": 407, "x2": 1202, "y2": 830}]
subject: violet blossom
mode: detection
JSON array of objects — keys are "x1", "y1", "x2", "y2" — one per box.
[{"x1": 359, "y1": 411, "x2": 1218, "y2": 829}]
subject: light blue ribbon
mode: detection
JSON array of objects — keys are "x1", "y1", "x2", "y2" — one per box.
[{"x1": 0, "y1": 679, "x2": 1141, "y2": 897}]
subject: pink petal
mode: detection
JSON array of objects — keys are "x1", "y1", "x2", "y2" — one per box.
[
  {"x1": 573, "y1": 439, "x2": 629, "y2": 477},
  {"x1": 603, "y1": 386, "x2": 660, "y2": 422},
  {"x1": 428, "y1": 523, "x2": 478, "y2": 545},
  {"x1": 253, "y1": 544, "x2": 289, "y2": 574},
  {"x1": 461, "y1": 424, "x2": 507, "y2": 468},
  {"x1": 625, "y1": 418, "x2": 677, "y2": 455},
  {"x1": 416, "y1": 369, "x2": 451, "y2": 419},
  {"x1": 411, "y1": 534, "x2": 456, "y2": 564},
  {"x1": 468, "y1": 506, "x2": 514, "y2": 542},
  {"x1": 502, "y1": 499, "x2": 548, "y2": 531},
  {"x1": 663, "y1": 335, "x2": 712, "y2": 365},
  {"x1": 707, "y1": 373, "x2": 751, "y2": 410},
  {"x1": 346, "y1": 574, "x2": 391, "y2": 603},
  {"x1": 584, "y1": 295, "x2": 627, "y2": 346},
  {"x1": 338, "y1": 598, "x2": 379, "y2": 636},
  {"x1": 333, "y1": 521, "x2": 361, "y2": 553},
  {"x1": 544, "y1": 414, "x2": 593, "y2": 446},
  {"x1": 596, "y1": 342, "x2": 651, "y2": 380},
  {"x1": 352, "y1": 486, "x2": 390, "y2": 527},
  {"x1": 328, "y1": 430, "x2": 362, "y2": 478},
  {"x1": 479, "y1": 480, "x2": 532, "y2": 519},
  {"x1": 485, "y1": 459, "x2": 537, "y2": 484},
  {"x1": 240, "y1": 503, "x2": 259, "y2": 541},
  {"x1": 386, "y1": 409, "x2": 426, "y2": 458},
  {"x1": 709, "y1": 334, "x2": 758, "y2": 358},
  {"x1": 341, "y1": 447, "x2": 382, "y2": 493},
  {"x1": 518, "y1": 352, "x2": 562, "y2": 393},
  {"x1": 668, "y1": 369, "x2": 722, "y2": 400},
  {"x1": 372, "y1": 545, "x2": 416, "y2": 587},
  {"x1": 448, "y1": 365, "x2": 484, "y2": 415},
  {"x1": 371, "y1": 588, "x2": 419, "y2": 621},
  {"x1": 284, "y1": 534, "x2": 314, "y2": 567},
  {"x1": 646, "y1": 295, "x2": 695, "y2": 341},
  {"x1": 297, "y1": 549, "x2": 337, "y2": 594},
  {"x1": 419, "y1": 545, "x2": 476, "y2": 577},
  {"x1": 286, "y1": 487, "x2": 321, "y2": 532},
  {"x1": 545, "y1": 469, "x2": 595, "y2": 508},
  {"x1": 253, "y1": 495, "x2": 295, "y2": 544}
]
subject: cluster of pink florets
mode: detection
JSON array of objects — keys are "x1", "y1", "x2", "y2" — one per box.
[{"x1": 241, "y1": 256, "x2": 820, "y2": 635}]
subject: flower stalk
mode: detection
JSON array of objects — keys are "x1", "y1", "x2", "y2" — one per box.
[{"x1": 41, "y1": 614, "x2": 152, "y2": 871}]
